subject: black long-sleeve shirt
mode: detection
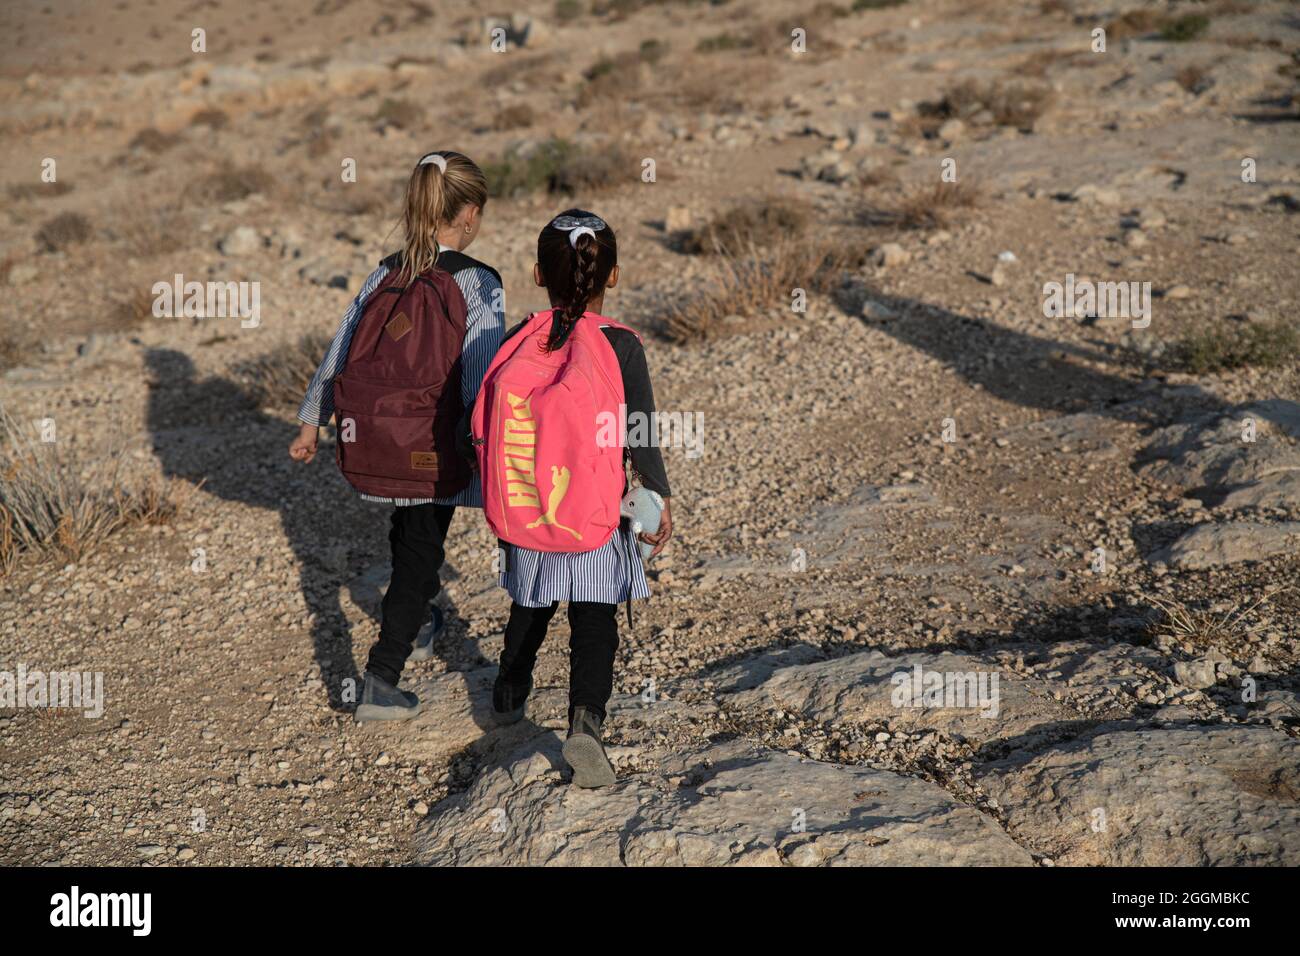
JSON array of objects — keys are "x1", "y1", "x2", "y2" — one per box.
[{"x1": 475, "y1": 320, "x2": 672, "y2": 498}]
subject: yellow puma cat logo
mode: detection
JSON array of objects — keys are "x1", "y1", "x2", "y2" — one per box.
[
  {"x1": 503, "y1": 392, "x2": 581, "y2": 541},
  {"x1": 526, "y1": 465, "x2": 582, "y2": 541}
]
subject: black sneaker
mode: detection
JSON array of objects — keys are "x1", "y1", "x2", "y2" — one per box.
[
  {"x1": 355, "y1": 671, "x2": 420, "y2": 723},
  {"x1": 562, "y1": 706, "x2": 616, "y2": 788},
  {"x1": 407, "y1": 605, "x2": 445, "y2": 664},
  {"x1": 491, "y1": 674, "x2": 531, "y2": 726}
]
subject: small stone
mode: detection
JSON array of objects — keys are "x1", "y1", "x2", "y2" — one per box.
[
  {"x1": 873, "y1": 242, "x2": 909, "y2": 269},
  {"x1": 937, "y1": 118, "x2": 965, "y2": 140},
  {"x1": 664, "y1": 206, "x2": 691, "y2": 233},
  {"x1": 219, "y1": 225, "x2": 262, "y2": 257}
]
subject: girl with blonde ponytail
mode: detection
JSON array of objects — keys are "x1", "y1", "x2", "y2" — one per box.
[{"x1": 290, "y1": 150, "x2": 504, "y2": 721}]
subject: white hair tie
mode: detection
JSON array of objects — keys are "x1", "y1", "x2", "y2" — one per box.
[
  {"x1": 418, "y1": 153, "x2": 447, "y2": 172},
  {"x1": 551, "y1": 214, "x2": 607, "y2": 248}
]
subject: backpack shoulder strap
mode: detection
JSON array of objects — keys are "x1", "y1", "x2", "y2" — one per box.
[
  {"x1": 376, "y1": 250, "x2": 502, "y2": 287},
  {"x1": 434, "y1": 250, "x2": 503, "y2": 288},
  {"x1": 591, "y1": 315, "x2": 640, "y2": 341}
]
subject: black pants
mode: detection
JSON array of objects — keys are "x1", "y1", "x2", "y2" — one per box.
[
  {"x1": 366, "y1": 503, "x2": 455, "y2": 686},
  {"x1": 498, "y1": 600, "x2": 619, "y2": 722}
]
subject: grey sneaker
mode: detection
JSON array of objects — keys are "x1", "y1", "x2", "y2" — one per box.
[
  {"x1": 562, "y1": 706, "x2": 616, "y2": 788},
  {"x1": 491, "y1": 674, "x2": 531, "y2": 726},
  {"x1": 355, "y1": 671, "x2": 420, "y2": 723},
  {"x1": 407, "y1": 605, "x2": 445, "y2": 664}
]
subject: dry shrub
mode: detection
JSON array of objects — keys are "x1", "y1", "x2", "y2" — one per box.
[
  {"x1": 484, "y1": 138, "x2": 631, "y2": 198},
  {"x1": 1168, "y1": 318, "x2": 1300, "y2": 374},
  {"x1": 672, "y1": 58, "x2": 749, "y2": 114},
  {"x1": 638, "y1": 38, "x2": 669, "y2": 64},
  {"x1": 190, "y1": 107, "x2": 230, "y2": 130},
  {"x1": 1104, "y1": 9, "x2": 1165, "y2": 40},
  {"x1": 0, "y1": 408, "x2": 194, "y2": 572},
  {"x1": 189, "y1": 163, "x2": 275, "y2": 203},
  {"x1": 1147, "y1": 588, "x2": 1287, "y2": 651},
  {"x1": 7, "y1": 180, "x2": 73, "y2": 201},
  {"x1": 129, "y1": 127, "x2": 181, "y2": 153},
  {"x1": 551, "y1": 145, "x2": 632, "y2": 194},
  {"x1": 1161, "y1": 14, "x2": 1210, "y2": 42},
  {"x1": 1176, "y1": 63, "x2": 1213, "y2": 94},
  {"x1": 108, "y1": 287, "x2": 158, "y2": 329},
  {"x1": 116, "y1": 204, "x2": 191, "y2": 257},
  {"x1": 482, "y1": 51, "x2": 563, "y2": 89},
  {"x1": 925, "y1": 79, "x2": 1054, "y2": 130},
  {"x1": 374, "y1": 97, "x2": 425, "y2": 130},
  {"x1": 0, "y1": 334, "x2": 30, "y2": 372},
  {"x1": 664, "y1": 237, "x2": 865, "y2": 343},
  {"x1": 890, "y1": 180, "x2": 982, "y2": 229},
  {"x1": 697, "y1": 32, "x2": 754, "y2": 53},
  {"x1": 675, "y1": 197, "x2": 811, "y2": 254},
  {"x1": 36, "y1": 212, "x2": 93, "y2": 252},
  {"x1": 231, "y1": 331, "x2": 332, "y2": 407},
  {"x1": 318, "y1": 180, "x2": 392, "y2": 217},
  {"x1": 493, "y1": 103, "x2": 535, "y2": 131},
  {"x1": 578, "y1": 54, "x2": 644, "y2": 106}
]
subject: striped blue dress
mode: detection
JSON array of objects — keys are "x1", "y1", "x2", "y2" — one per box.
[{"x1": 501, "y1": 527, "x2": 650, "y2": 608}]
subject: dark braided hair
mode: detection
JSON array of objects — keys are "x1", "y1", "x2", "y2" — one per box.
[{"x1": 536, "y1": 208, "x2": 618, "y2": 351}]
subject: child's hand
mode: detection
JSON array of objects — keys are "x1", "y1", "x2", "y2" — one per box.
[
  {"x1": 639, "y1": 497, "x2": 673, "y2": 559},
  {"x1": 289, "y1": 424, "x2": 320, "y2": 463}
]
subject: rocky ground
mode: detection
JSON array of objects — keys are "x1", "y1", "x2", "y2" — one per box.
[{"x1": 1, "y1": 0, "x2": 1299, "y2": 866}]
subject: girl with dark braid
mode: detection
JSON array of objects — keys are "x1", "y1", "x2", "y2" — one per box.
[{"x1": 476, "y1": 209, "x2": 673, "y2": 787}]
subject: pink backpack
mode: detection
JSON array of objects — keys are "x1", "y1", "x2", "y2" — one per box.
[{"x1": 472, "y1": 309, "x2": 635, "y2": 553}]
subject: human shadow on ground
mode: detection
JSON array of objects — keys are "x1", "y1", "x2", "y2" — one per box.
[{"x1": 143, "y1": 348, "x2": 481, "y2": 714}]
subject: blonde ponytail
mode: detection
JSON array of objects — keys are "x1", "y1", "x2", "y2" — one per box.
[{"x1": 398, "y1": 150, "x2": 489, "y2": 284}]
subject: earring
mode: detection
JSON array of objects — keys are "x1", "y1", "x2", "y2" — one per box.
[{"x1": 464, "y1": 225, "x2": 472, "y2": 234}]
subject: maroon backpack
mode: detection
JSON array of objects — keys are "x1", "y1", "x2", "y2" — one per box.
[{"x1": 332, "y1": 250, "x2": 497, "y2": 499}]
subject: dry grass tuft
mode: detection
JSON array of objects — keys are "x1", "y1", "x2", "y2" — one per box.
[
  {"x1": 664, "y1": 237, "x2": 866, "y2": 343},
  {"x1": 231, "y1": 332, "x2": 332, "y2": 408},
  {"x1": 674, "y1": 197, "x2": 812, "y2": 254},
  {"x1": 923, "y1": 79, "x2": 1054, "y2": 131},
  {"x1": 484, "y1": 138, "x2": 632, "y2": 198},
  {"x1": 1104, "y1": 9, "x2": 1165, "y2": 40},
  {"x1": 1176, "y1": 63, "x2": 1213, "y2": 94},
  {"x1": 108, "y1": 287, "x2": 158, "y2": 329},
  {"x1": 890, "y1": 180, "x2": 983, "y2": 229},
  {"x1": 492, "y1": 103, "x2": 535, "y2": 131},
  {"x1": 8, "y1": 180, "x2": 73, "y2": 201},
  {"x1": 374, "y1": 97, "x2": 425, "y2": 130},
  {"x1": 1147, "y1": 588, "x2": 1288, "y2": 649},
  {"x1": 190, "y1": 107, "x2": 230, "y2": 130},
  {"x1": 0, "y1": 408, "x2": 194, "y2": 572},
  {"x1": 36, "y1": 212, "x2": 93, "y2": 252},
  {"x1": 128, "y1": 127, "x2": 181, "y2": 153},
  {"x1": 1168, "y1": 318, "x2": 1300, "y2": 374},
  {"x1": 0, "y1": 334, "x2": 31, "y2": 372},
  {"x1": 115, "y1": 204, "x2": 191, "y2": 257},
  {"x1": 188, "y1": 163, "x2": 275, "y2": 204}
]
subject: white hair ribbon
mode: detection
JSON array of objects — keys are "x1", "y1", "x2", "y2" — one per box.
[
  {"x1": 568, "y1": 226, "x2": 596, "y2": 247},
  {"x1": 418, "y1": 153, "x2": 447, "y2": 172}
]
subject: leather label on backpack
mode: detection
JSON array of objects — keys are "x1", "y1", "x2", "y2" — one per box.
[
  {"x1": 385, "y1": 311, "x2": 413, "y2": 341},
  {"x1": 410, "y1": 452, "x2": 439, "y2": 471}
]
